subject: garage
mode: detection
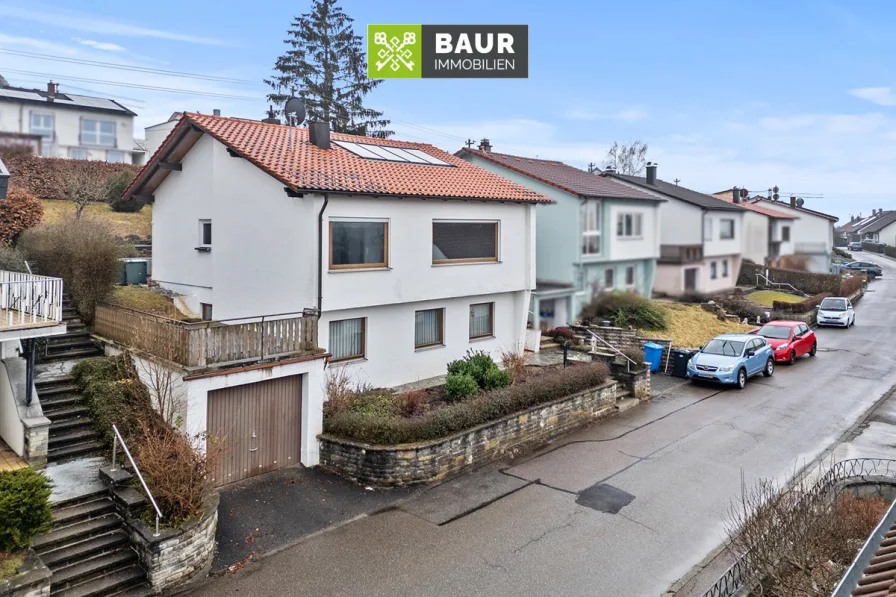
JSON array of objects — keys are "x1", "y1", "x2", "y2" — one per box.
[{"x1": 207, "y1": 375, "x2": 303, "y2": 487}]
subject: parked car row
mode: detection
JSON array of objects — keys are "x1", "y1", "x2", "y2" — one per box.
[
  {"x1": 686, "y1": 295, "x2": 856, "y2": 389},
  {"x1": 843, "y1": 261, "x2": 883, "y2": 279}
]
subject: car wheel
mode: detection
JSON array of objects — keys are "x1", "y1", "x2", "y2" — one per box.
[
  {"x1": 736, "y1": 368, "x2": 747, "y2": 390},
  {"x1": 763, "y1": 358, "x2": 774, "y2": 377},
  {"x1": 789, "y1": 350, "x2": 796, "y2": 365},
  {"x1": 851, "y1": 316, "x2": 856, "y2": 327},
  {"x1": 810, "y1": 342, "x2": 817, "y2": 357}
]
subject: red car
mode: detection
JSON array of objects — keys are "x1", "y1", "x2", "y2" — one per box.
[{"x1": 751, "y1": 321, "x2": 817, "y2": 364}]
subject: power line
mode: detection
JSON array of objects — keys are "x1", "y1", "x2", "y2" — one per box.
[
  {"x1": 0, "y1": 47, "x2": 264, "y2": 87},
  {"x1": 391, "y1": 119, "x2": 467, "y2": 142},
  {"x1": 1, "y1": 68, "x2": 261, "y2": 101},
  {"x1": 7, "y1": 75, "x2": 146, "y2": 105}
]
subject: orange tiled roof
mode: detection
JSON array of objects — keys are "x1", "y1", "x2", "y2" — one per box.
[
  {"x1": 129, "y1": 113, "x2": 552, "y2": 204},
  {"x1": 712, "y1": 194, "x2": 798, "y2": 219}
]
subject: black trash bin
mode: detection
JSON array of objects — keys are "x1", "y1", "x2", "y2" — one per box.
[{"x1": 672, "y1": 348, "x2": 695, "y2": 378}]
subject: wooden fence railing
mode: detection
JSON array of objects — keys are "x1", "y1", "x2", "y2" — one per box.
[{"x1": 94, "y1": 304, "x2": 319, "y2": 369}]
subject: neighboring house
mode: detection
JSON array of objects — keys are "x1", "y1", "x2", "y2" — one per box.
[
  {"x1": 457, "y1": 147, "x2": 664, "y2": 329},
  {"x1": 0, "y1": 81, "x2": 140, "y2": 163},
  {"x1": 840, "y1": 209, "x2": 896, "y2": 245},
  {"x1": 125, "y1": 113, "x2": 551, "y2": 394},
  {"x1": 607, "y1": 165, "x2": 745, "y2": 296},
  {"x1": 712, "y1": 191, "x2": 798, "y2": 264},
  {"x1": 144, "y1": 111, "x2": 184, "y2": 159},
  {"x1": 837, "y1": 213, "x2": 876, "y2": 244},
  {"x1": 750, "y1": 197, "x2": 838, "y2": 273}
]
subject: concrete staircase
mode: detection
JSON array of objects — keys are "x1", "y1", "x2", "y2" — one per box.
[
  {"x1": 39, "y1": 375, "x2": 104, "y2": 463},
  {"x1": 33, "y1": 489, "x2": 152, "y2": 597},
  {"x1": 42, "y1": 300, "x2": 103, "y2": 363}
]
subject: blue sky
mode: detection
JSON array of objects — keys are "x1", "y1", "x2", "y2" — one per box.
[{"x1": 2, "y1": 0, "x2": 895, "y2": 220}]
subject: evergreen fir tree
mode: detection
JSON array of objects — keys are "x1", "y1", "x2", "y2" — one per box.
[{"x1": 266, "y1": 0, "x2": 392, "y2": 138}]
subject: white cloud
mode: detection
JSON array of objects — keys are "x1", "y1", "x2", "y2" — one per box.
[
  {"x1": 73, "y1": 37, "x2": 126, "y2": 52},
  {"x1": 0, "y1": 4, "x2": 227, "y2": 46},
  {"x1": 849, "y1": 87, "x2": 896, "y2": 106},
  {"x1": 0, "y1": 33, "x2": 80, "y2": 55}
]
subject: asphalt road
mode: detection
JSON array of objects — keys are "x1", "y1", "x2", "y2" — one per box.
[{"x1": 191, "y1": 260, "x2": 896, "y2": 597}]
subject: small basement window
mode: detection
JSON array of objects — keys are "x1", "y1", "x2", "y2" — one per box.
[
  {"x1": 330, "y1": 318, "x2": 366, "y2": 361},
  {"x1": 415, "y1": 308, "x2": 444, "y2": 349},
  {"x1": 198, "y1": 220, "x2": 212, "y2": 250},
  {"x1": 201, "y1": 303, "x2": 213, "y2": 321}
]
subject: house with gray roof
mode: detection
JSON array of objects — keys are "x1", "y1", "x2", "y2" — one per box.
[
  {"x1": 0, "y1": 81, "x2": 141, "y2": 164},
  {"x1": 458, "y1": 145, "x2": 664, "y2": 328}
]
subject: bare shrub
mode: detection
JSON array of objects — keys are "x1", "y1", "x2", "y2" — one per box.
[
  {"x1": 20, "y1": 217, "x2": 128, "y2": 322},
  {"x1": 323, "y1": 366, "x2": 371, "y2": 416},
  {"x1": 138, "y1": 358, "x2": 186, "y2": 428},
  {"x1": 500, "y1": 345, "x2": 527, "y2": 384},
  {"x1": 398, "y1": 390, "x2": 425, "y2": 418},
  {"x1": 65, "y1": 168, "x2": 108, "y2": 218}
]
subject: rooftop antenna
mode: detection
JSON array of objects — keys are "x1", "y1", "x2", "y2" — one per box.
[
  {"x1": 465, "y1": 138, "x2": 474, "y2": 148},
  {"x1": 283, "y1": 92, "x2": 306, "y2": 154},
  {"x1": 674, "y1": 178, "x2": 681, "y2": 185}
]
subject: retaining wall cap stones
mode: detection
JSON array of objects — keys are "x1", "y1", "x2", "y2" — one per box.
[
  {"x1": 0, "y1": 550, "x2": 51, "y2": 595},
  {"x1": 131, "y1": 492, "x2": 220, "y2": 544},
  {"x1": 319, "y1": 380, "x2": 618, "y2": 450}
]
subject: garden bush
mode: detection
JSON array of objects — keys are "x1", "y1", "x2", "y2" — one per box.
[
  {"x1": 0, "y1": 245, "x2": 27, "y2": 273},
  {"x1": 20, "y1": 217, "x2": 128, "y2": 322},
  {"x1": 105, "y1": 171, "x2": 143, "y2": 213},
  {"x1": 840, "y1": 276, "x2": 864, "y2": 297},
  {"x1": 324, "y1": 361, "x2": 610, "y2": 445},
  {"x1": 445, "y1": 371, "x2": 479, "y2": 401},
  {"x1": 543, "y1": 327, "x2": 577, "y2": 344},
  {"x1": 579, "y1": 291, "x2": 668, "y2": 330},
  {"x1": 446, "y1": 350, "x2": 510, "y2": 394},
  {"x1": 772, "y1": 292, "x2": 831, "y2": 314},
  {"x1": 0, "y1": 189, "x2": 43, "y2": 246},
  {"x1": 0, "y1": 468, "x2": 52, "y2": 552}
]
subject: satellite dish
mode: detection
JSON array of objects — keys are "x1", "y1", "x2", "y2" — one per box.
[
  {"x1": 284, "y1": 97, "x2": 306, "y2": 126},
  {"x1": 740, "y1": 188, "x2": 749, "y2": 199},
  {"x1": 772, "y1": 185, "x2": 779, "y2": 194},
  {"x1": 796, "y1": 197, "x2": 805, "y2": 207}
]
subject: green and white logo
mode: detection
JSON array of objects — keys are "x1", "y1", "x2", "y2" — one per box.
[{"x1": 368, "y1": 24, "x2": 422, "y2": 78}]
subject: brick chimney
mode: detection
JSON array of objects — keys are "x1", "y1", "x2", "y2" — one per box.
[
  {"x1": 790, "y1": 195, "x2": 797, "y2": 208},
  {"x1": 478, "y1": 138, "x2": 492, "y2": 152},
  {"x1": 46, "y1": 80, "x2": 58, "y2": 102}
]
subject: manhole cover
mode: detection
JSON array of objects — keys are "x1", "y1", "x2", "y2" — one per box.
[{"x1": 576, "y1": 483, "x2": 634, "y2": 514}]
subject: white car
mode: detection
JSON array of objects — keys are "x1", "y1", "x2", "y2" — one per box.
[{"x1": 816, "y1": 296, "x2": 856, "y2": 328}]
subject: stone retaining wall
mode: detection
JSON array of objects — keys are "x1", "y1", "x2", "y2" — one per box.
[
  {"x1": 0, "y1": 551, "x2": 51, "y2": 597},
  {"x1": 127, "y1": 493, "x2": 219, "y2": 593},
  {"x1": 320, "y1": 381, "x2": 619, "y2": 486},
  {"x1": 609, "y1": 364, "x2": 651, "y2": 400}
]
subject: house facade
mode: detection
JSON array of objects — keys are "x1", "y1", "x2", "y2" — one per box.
[
  {"x1": 457, "y1": 148, "x2": 663, "y2": 329},
  {"x1": 713, "y1": 191, "x2": 797, "y2": 264},
  {"x1": 126, "y1": 113, "x2": 550, "y2": 393},
  {"x1": 609, "y1": 166, "x2": 745, "y2": 296},
  {"x1": 0, "y1": 81, "x2": 141, "y2": 163},
  {"x1": 750, "y1": 197, "x2": 838, "y2": 273},
  {"x1": 838, "y1": 209, "x2": 896, "y2": 245}
]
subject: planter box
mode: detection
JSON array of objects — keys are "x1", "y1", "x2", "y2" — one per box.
[
  {"x1": 319, "y1": 380, "x2": 619, "y2": 486},
  {"x1": 0, "y1": 550, "x2": 50, "y2": 597}
]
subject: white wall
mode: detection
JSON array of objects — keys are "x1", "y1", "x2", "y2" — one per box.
[
  {"x1": 875, "y1": 221, "x2": 896, "y2": 246},
  {"x1": 741, "y1": 211, "x2": 770, "y2": 263},
  {"x1": 657, "y1": 198, "x2": 703, "y2": 244},
  {"x1": 0, "y1": 101, "x2": 135, "y2": 163},
  {"x1": 0, "y1": 360, "x2": 23, "y2": 456},
  {"x1": 321, "y1": 291, "x2": 529, "y2": 388},
  {"x1": 771, "y1": 220, "x2": 795, "y2": 257},
  {"x1": 760, "y1": 201, "x2": 835, "y2": 263},
  {"x1": 144, "y1": 121, "x2": 178, "y2": 161},
  {"x1": 654, "y1": 254, "x2": 740, "y2": 296},
  {"x1": 703, "y1": 211, "x2": 744, "y2": 258},
  {"x1": 606, "y1": 202, "x2": 661, "y2": 261}
]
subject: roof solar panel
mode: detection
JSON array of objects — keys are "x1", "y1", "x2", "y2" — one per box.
[{"x1": 332, "y1": 140, "x2": 452, "y2": 167}]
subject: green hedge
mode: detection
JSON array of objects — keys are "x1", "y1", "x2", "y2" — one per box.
[
  {"x1": 324, "y1": 362, "x2": 610, "y2": 445},
  {"x1": 0, "y1": 468, "x2": 52, "y2": 552},
  {"x1": 773, "y1": 292, "x2": 831, "y2": 314},
  {"x1": 739, "y1": 261, "x2": 841, "y2": 295}
]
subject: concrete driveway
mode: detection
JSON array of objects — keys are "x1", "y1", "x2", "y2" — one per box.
[{"x1": 190, "y1": 263, "x2": 896, "y2": 597}]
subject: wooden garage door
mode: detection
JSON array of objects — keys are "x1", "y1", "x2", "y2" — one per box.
[{"x1": 207, "y1": 375, "x2": 302, "y2": 487}]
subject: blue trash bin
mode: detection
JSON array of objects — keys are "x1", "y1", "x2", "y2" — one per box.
[{"x1": 643, "y1": 342, "x2": 664, "y2": 372}]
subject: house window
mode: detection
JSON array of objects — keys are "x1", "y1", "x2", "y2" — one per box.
[
  {"x1": 198, "y1": 220, "x2": 212, "y2": 248},
  {"x1": 415, "y1": 308, "x2": 444, "y2": 348},
  {"x1": 106, "y1": 150, "x2": 126, "y2": 163},
  {"x1": 711, "y1": 261, "x2": 718, "y2": 279},
  {"x1": 703, "y1": 218, "x2": 713, "y2": 241},
  {"x1": 720, "y1": 219, "x2": 735, "y2": 239},
  {"x1": 625, "y1": 265, "x2": 635, "y2": 287},
  {"x1": 781, "y1": 226, "x2": 790, "y2": 242},
  {"x1": 432, "y1": 221, "x2": 498, "y2": 264},
  {"x1": 330, "y1": 220, "x2": 388, "y2": 269},
  {"x1": 616, "y1": 213, "x2": 643, "y2": 238},
  {"x1": 81, "y1": 118, "x2": 116, "y2": 147},
  {"x1": 722, "y1": 260, "x2": 729, "y2": 277},
  {"x1": 200, "y1": 303, "x2": 213, "y2": 321},
  {"x1": 329, "y1": 318, "x2": 366, "y2": 361},
  {"x1": 604, "y1": 268, "x2": 615, "y2": 289},
  {"x1": 68, "y1": 147, "x2": 88, "y2": 160},
  {"x1": 469, "y1": 302, "x2": 494, "y2": 339},
  {"x1": 581, "y1": 201, "x2": 601, "y2": 256},
  {"x1": 30, "y1": 113, "x2": 54, "y2": 143}
]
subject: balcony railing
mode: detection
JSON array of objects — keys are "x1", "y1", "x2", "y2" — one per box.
[
  {"x1": 93, "y1": 304, "x2": 320, "y2": 370},
  {"x1": 658, "y1": 244, "x2": 703, "y2": 264},
  {"x1": 0, "y1": 270, "x2": 63, "y2": 331}
]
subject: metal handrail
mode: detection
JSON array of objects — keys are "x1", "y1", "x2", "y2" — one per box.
[
  {"x1": 110, "y1": 423, "x2": 163, "y2": 537},
  {"x1": 754, "y1": 273, "x2": 805, "y2": 297},
  {"x1": 581, "y1": 328, "x2": 637, "y2": 373}
]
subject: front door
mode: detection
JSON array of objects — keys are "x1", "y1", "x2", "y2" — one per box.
[
  {"x1": 684, "y1": 268, "x2": 698, "y2": 292},
  {"x1": 207, "y1": 375, "x2": 303, "y2": 487}
]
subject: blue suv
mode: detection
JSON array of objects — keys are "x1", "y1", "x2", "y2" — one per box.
[{"x1": 686, "y1": 333, "x2": 775, "y2": 389}]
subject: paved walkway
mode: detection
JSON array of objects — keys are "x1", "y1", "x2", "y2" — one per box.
[{"x1": 0, "y1": 437, "x2": 26, "y2": 471}]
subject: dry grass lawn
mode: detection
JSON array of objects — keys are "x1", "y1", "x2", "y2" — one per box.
[
  {"x1": 107, "y1": 286, "x2": 189, "y2": 320},
  {"x1": 746, "y1": 290, "x2": 803, "y2": 307},
  {"x1": 643, "y1": 303, "x2": 753, "y2": 348},
  {"x1": 0, "y1": 553, "x2": 24, "y2": 580},
  {"x1": 41, "y1": 200, "x2": 152, "y2": 239}
]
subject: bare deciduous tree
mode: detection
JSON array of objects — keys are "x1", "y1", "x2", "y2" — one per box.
[
  {"x1": 604, "y1": 140, "x2": 648, "y2": 175},
  {"x1": 138, "y1": 358, "x2": 187, "y2": 428},
  {"x1": 65, "y1": 169, "x2": 108, "y2": 218}
]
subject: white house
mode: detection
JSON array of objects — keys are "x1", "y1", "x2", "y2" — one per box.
[
  {"x1": 841, "y1": 209, "x2": 896, "y2": 245},
  {"x1": 750, "y1": 197, "x2": 838, "y2": 273},
  {"x1": 713, "y1": 190, "x2": 797, "y2": 264},
  {"x1": 121, "y1": 113, "x2": 550, "y2": 481},
  {"x1": 608, "y1": 165, "x2": 745, "y2": 295},
  {"x1": 457, "y1": 145, "x2": 664, "y2": 329},
  {"x1": 0, "y1": 81, "x2": 141, "y2": 163}
]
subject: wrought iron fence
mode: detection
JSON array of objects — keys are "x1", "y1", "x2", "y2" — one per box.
[{"x1": 699, "y1": 458, "x2": 896, "y2": 597}]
